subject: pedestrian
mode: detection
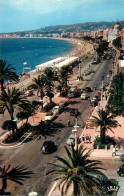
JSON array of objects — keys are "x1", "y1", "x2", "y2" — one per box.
[
  {"x1": 112, "y1": 147, "x2": 117, "y2": 157},
  {"x1": 89, "y1": 134, "x2": 91, "y2": 143},
  {"x1": 82, "y1": 134, "x2": 85, "y2": 142},
  {"x1": 105, "y1": 95, "x2": 107, "y2": 100},
  {"x1": 86, "y1": 134, "x2": 89, "y2": 143},
  {"x1": 67, "y1": 119, "x2": 70, "y2": 127}
]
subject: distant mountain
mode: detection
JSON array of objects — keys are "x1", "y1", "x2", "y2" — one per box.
[
  {"x1": 3, "y1": 21, "x2": 124, "y2": 34},
  {"x1": 24, "y1": 21, "x2": 124, "y2": 34}
]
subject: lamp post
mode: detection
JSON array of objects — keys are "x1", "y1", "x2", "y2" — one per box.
[
  {"x1": 79, "y1": 63, "x2": 81, "y2": 79},
  {"x1": 72, "y1": 112, "x2": 78, "y2": 150},
  {"x1": 101, "y1": 76, "x2": 104, "y2": 100},
  {"x1": 72, "y1": 128, "x2": 77, "y2": 150}
]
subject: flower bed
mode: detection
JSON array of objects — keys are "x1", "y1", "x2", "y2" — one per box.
[{"x1": 93, "y1": 136, "x2": 116, "y2": 149}]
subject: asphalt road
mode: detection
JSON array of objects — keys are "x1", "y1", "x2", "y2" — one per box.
[{"x1": 0, "y1": 50, "x2": 118, "y2": 196}]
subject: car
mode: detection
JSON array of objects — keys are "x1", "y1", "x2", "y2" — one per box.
[
  {"x1": 80, "y1": 93, "x2": 89, "y2": 100},
  {"x1": 67, "y1": 134, "x2": 75, "y2": 146},
  {"x1": 95, "y1": 95, "x2": 101, "y2": 101},
  {"x1": 108, "y1": 70, "x2": 112, "y2": 75},
  {"x1": 83, "y1": 71, "x2": 91, "y2": 76},
  {"x1": 117, "y1": 164, "x2": 124, "y2": 176},
  {"x1": 83, "y1": 87, "x2": 92, "y2": 93},
  {"x1": 59, "y1": 100, "x2": 68, "y2": 108},
  {"x1": 52, "y1": 106, "x2": 60, "y2": 114},
  {"x1": 121, "y1": 154, "x2": 124, "y2": 162},
  {"x1": 70, "y1": 108, "x2": 79, "y2": 116},
  {"x1": 41, "y1": 141, "x2": 56, "y2": 154},
  {"x1": 90, "y1": 99, "x2": 98, "y2": 107},
  {"x1": 87, "y1": 68, "x2": 95, "y2": 73}
]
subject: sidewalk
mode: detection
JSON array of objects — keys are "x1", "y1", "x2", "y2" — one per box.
[
  {"x1": 48, "y1": 96, "x2": 124, "y2": 196},
  {"x1": 79, "y1": 97, "x2": 124, "y2": 157}
]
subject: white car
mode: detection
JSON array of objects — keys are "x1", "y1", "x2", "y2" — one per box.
[
  {"x1": 52, "y1": 106, "x2": 60, "y2": 114},
  {"x1": 67, "y1": 134, "x2": 75, "y2": 146},
  {"x1": 80, "y1": 93, "x2": 88, "y2": 100}
]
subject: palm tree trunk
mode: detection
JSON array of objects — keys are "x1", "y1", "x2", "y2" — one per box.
[
  {"x1": 73, "y1": 181, "x2": 79, "y2": 196},
  {"x1": 49, "y1": 97, "x2": 52, "y2": 104},
  {"x1": 100, "y1": 128, "x2": 106, "y2": 144},
  {"x1": 0, "y1": 79, "x2": 5, "y2": 93}
]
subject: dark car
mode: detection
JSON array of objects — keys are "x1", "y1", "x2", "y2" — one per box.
[
  {"x1": 70, "y1": 108, "x2": 79, "y2": 116},
  {"x1": 117, "y1": 164, "x2": 124, "y2": 176},
  {"x1": 83, "y1": 87, "x2": 92, "y2": 93},
  {"x1": 121, "y1": 154, "x2": 124, "y2": 162},
  {"x1": 95, "y1": 95, "x2": 101, "y2": 101},
  {"x1": 41, "y1": 141, "x2": 56, "y2": 154},
  {"x1": 108, "y1": 70, "x2": 112, "y2": 75}
]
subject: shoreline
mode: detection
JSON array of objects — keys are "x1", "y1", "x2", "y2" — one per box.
[{"x1": 6, "y1": 37, "x2": 94, "y2": 90}]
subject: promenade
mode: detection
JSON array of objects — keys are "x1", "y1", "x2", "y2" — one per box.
[{"x1": 47, "y1": 94, "x2": 124, "y2": 196}]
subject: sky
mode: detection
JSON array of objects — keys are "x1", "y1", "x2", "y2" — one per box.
[{"x1": 0, "y1": 0, "x2": 124, "y2": 33}]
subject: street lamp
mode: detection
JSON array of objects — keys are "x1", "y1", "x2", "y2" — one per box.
[
  {"x1": 72, "y1": 128, "x2": 77, "y2": 150},
  {"x1": 72, "y1": 113, "x2": 79, "y2": 150},
  {"x1": 101, "y1": 76, "x2": 104, "y2": 100}
]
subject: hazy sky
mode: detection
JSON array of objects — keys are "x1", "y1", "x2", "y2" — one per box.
[{"x1": 0, "y1": 0, "x2": 124, "y2": 33}]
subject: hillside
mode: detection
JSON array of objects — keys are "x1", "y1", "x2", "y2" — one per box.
[{"x1": 24, "y1": 21, "x2": 124, "y2": 34}]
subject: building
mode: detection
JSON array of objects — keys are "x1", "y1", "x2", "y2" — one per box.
[{"x1": 121, "y1": 29, "x2": 124, "y2": 50}]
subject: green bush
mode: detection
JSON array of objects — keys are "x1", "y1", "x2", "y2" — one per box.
[
  {"x1": 3, "y1": 123, "x2": 31, "y2": 144},
  {"x1": 94, "y1": 136, "x2": 116, "y2": 149},
  {"x1": 60, "y1": 91, "x2": 67, "y2": 97}
]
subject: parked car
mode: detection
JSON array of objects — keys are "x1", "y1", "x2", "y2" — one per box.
[
  {"x1": 121, "y1": 154, "x2": 124, "y2": 162},
  {"x1": 59, "y1": 100, "x2": 68, "y2": 108},
  {"x1": 83, "y1": 87, "x2": 92, "y2": 93},
  {"x1": 52, "y1": 106, "x2": 60, "y2": 114},
  {"x1": 70, "y1": 108, "x2": 79, "y2": 116},
  {"x1": 86, "y1": 68, "x2": 95, "y2": 73},
  {"x1": 117, "y1": 164, "x2": 124, "y2": 176},
  {"x1": 67, "y1": 134, "x2": 75, "y2": 146},
  {"x1": 83, "y1": 71, "x2": 91, "y2": 76},
  {"x1": 80, "y1": 93, "x2": 89, "y2": 100},
  {"x1": 108, "y1": 70, "x2": 112, "y2": 75},
  {"x1": 41, "y1": 141, "x2": 56, "y2": 154},
  {"x1": 90, "y1": 99, "x2": 98, "y2": 107},
  {"x1": 95, "y1": 95, "x2": 101, "y2": 101}
]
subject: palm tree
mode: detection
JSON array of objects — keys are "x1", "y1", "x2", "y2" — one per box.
[
  {"x1": 47, "y1": 146, "x2": 107, "y2": 196},
  {"x1": 17, "y1": 101, "x2": 39, "y2": 124},
  {"x1": 44, "y1": 67, "x2": 57, "y2": 81},
  {"x1": 0, "y1": 59, "x2": 18, "y2": 92},
  {"x1": 0, "y1": 165, "x2": 33, "y2": 195},
  {"x1": 89, "y1": 109, "x2": 120, "y2": 144},
  {"x1": 28, "y1": 74, "x2": 46, "y2": 100},
  {"x1": 0, "y1": 87, "x2": 28, "y2": 120},
  {"x1": 58, "y1": 65, "x2": 72, "y2": 88}
]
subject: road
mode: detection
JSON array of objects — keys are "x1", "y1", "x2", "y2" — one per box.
[{"x1": 0, "y1": 50, "x2": 118, "y2": 196}]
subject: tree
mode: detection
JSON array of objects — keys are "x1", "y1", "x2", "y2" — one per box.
[
  {"x1": 17, "y1": 101, "x2": 40, "y2": 124},
  {"x1": 44, "y1": 67, "x2": 57, "y2": 81},
  {"x1": 58, "y1": 65, "x2": 72, "y2": 88},
  {"x1": 0, "y1": 87, "x2": 28, "y2": 120},
  {"x1": 0, "y1": 165, "x2": 33, "y2": 195},
  {"x1": 47, "y1": 146, "x2": 107, "y2": 196},
  {"x1": 89, "y1": 109, "x2": 120, "y2": 144},
  {"x1": 28, "y1": 74, "x2": 46, "y2": 100},
  {"x1": 2, "y1": 120, "x2": 17, "y2": 135},
  {"x1": 0, "y1": 60, "x2": 18, "y2": 92}
]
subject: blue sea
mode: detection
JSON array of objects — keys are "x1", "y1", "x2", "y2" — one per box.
[{"x1": 0, "y1": 38, "x2": 74, "y2": 75}]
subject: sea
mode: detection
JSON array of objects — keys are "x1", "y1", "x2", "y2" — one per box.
[{"x1": 0, "y1": 38, "x2": 74, "y2": 75}]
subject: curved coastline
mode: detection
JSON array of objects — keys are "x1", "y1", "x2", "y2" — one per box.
[{"x1": 7, "y1": 38, "x2": 94, "y2": 90}]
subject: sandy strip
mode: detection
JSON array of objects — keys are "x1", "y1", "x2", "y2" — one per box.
[{"x1": 7, "y1": 38, "x2": 94, "y2": 91}]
